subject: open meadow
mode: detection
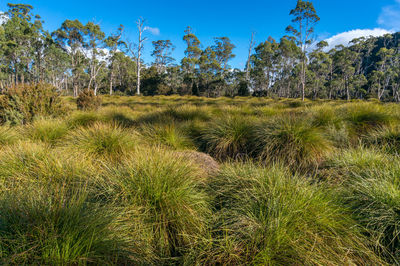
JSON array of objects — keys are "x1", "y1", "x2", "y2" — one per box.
[{"x1": 1, "y1": 92, "x2": 400, "y2": 264}]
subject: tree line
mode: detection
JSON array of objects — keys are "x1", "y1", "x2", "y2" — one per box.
[{"x1": 1, "y1": 1, "x2": 400, "y2": 101}]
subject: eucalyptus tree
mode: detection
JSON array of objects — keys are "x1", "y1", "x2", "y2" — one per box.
[
  {"x1": 371, "y1": 47, "x2": 396, "y2": 100},
  {"x1": 308, "y1": 41, "x2": 331, "y2": 98},
  {"x1": 212, "y1": 37, "x2": 235, "y2": 72},
  {"x1": 2, "y1": 4, "x2": 42, "y2": 85},
  {"x1": 181, "y1": 26, "x2": 201, "y2": 93},
  {"x1": 250, "y1": 37, "x2": 279, "y2": 96},
  {"x1": 105, "y1": 25, "x2": 125, "y2": 95},
  {"x1": 85, "y1": 21, "x2": 106, "y2": 95},
  {"x1": 198, "y1": 46, "x2": 221, "y2": 96},
  {"x1": 151, "y1": 40, "x2": 175, "y2": 74},
  {"x1": 286, "y1": 0, "x2": 320, "y2": 100},
  {"x1": 53, "y1": 19, "x2": 87, "y2": 96}
]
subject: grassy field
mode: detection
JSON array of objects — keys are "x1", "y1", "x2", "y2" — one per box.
[{"x1": 1, "y1": 95, "x2": 400, "y2": 264}]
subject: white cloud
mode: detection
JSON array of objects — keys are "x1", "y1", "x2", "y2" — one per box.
[
  {"x1": 0, "y1": 12, "x2": 8, "y2": 25},
  {"x1": 144, "y1": 26, "x2": 160, "y2": 36},
  {"x1": 324, "y1": 28, "x2": 392, "y2": 50},
  {"x1": 378, "y1": 0, "x2": 400, "y2": 30}
]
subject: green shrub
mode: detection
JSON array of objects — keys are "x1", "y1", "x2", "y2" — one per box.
[
  {"x1": 77, "y1": 89, "x2": 102, "y2": 111},
  {"x1": 254, "y1": 115, "x2": 333, "y2": 169},
  {"x1": 0, "y1": 83, "x2": 65, "y2": 125},
  {"x1": 205, "y1": 163, "x2": 380, "y2": 265}
]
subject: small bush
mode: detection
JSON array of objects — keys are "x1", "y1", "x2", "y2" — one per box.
[
  {"x1": 77, "y1": 89, "x2": 102, "y2": 111},
  {"x1": 0, "y1": 83, "x2": 65, "y2": 125}
]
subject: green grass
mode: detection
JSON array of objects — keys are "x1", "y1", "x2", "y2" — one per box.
[
  {"x1": 1, "y1": 95, "x2": 400, "y2": 264},
  {"x1": 254, "y1": 114, "x2": 333, "y2": 169},
  {"x1": 101, "y1": 148, "x2": 211, "y2": 261},
  {"x1": 205, "y1": 162, "x2": 381, "y2": 265},
  {"x1": 65, "y1": 123, "x2": 138, "y2": 161},
  {"x1": 24, "y1": 118, "x2": 69, "y2": 145},
  {"x1": 199, "y1": 115, "x2": 256, "y2": 160}
]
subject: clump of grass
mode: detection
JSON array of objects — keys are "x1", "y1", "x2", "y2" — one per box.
[
  {"x1": 102, "y1": 148, "x2": 211, "y2": 261},
  {"x1": 139, "y1": 122, "x2": 195, "y2": 150},
  {"x1": 67, "y1": 111, "x2": 102, "y2": 128},
  {"x1": 0, "y1": 142, "x2": 141, "y2": 264},
  {"x1": 66, "y1": 123, "x2": 137, "y2": 161},
  {"x1": 24, "y1": 118, "x2": 69, "y2": 146},
  {"x1": 0, "y1": 126, "x2": 18, "y2": 147},
  {"x1": 204, "y1": 163, "x2": 380, "y2": 265},
  {"x1": 311, "y1": 105, "x2": 341, "y2": 127},
  {"x1": 254, "y1": 115, "x2": 333, "y2": 169},
  {"x1": 0, "y1": 188, "x2": 135, "y2": 265},
  {"x1": 199, "y1": 115, "x2": 256, "y2": 160},
  {"x1": 366, "y1": 125, "x2": 400, "y2": 154},
  {"x1": 344, "y1": 103, "x2": 394, "y2": 135},
  {"x1": 164, "y1": 105, "x2": 211, "y2": 122},
  {"x1": 100, "y1": 106, "x2": 136, "y2": 127},
  {"x1": 328, "y1": 148, "x2": 400, "y2": 263}
]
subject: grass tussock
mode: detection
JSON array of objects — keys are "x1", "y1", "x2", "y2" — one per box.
[
  {"x1": 24, "y1": 118, "x2": 69, "y2": 145},
  {"x1": 205, "y1": 163, "x2": 381, "y2": 265},
  {"x1": 139, "y1": 122, "x2": 195, "y2": 150},
  {"x1": 255, "y1": 115, "x2": 333, "y2": 169},
  {"x1": 66, "y1": 123, "x2": 137, "y2": 161},
  {"x1": 0, "y1": 126, "x2": 18, "y2": 147},
  {"x1": 102, "y1": 148, "x2": 211, "y2": 261},
  {"x1": 199, "y1": 115, "x2": 256, "y2": 160}
]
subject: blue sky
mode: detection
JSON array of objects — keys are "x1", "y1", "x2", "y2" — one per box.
[{"x1": 1, "y1": 0, "x2": 400, "y2": 68}]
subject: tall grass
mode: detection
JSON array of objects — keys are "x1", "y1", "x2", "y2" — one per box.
[
  {"x1": 0, "y1": 142, "x2": 136, "y2": 264},
  {"x1": 344, "y1": 103, "x2": 395, "y2": 135},
  {"x1": 139, "y1": 122, "x2": 195, "y2": 150},
  {"x1": 65, "y1": 123, "x2": 137, "y2": 161},
  {"x1": 254, "y1": 115, "x2": 333, "y2": 169},
  {"x1": 24, "y1": 118, "x2": 69, "y2": 145},
  {"x1": 0, "y1": 126, "x2": 18, "y2": 147},
  {"x1": 1, "y1": 96, "x2": 400, "y2": 264},
  {"x1": 205, "y1": 162, "x2": 380, "y2": 265},
  {"x1": 199, "y1": 115, "x2": 256, "y2": 160},
  {"x1": 101, "y1": 148, "x2": 211, "y2": 261},
  {"x1": 327, "y1": 147, "x2": 400, "y2": 263}
]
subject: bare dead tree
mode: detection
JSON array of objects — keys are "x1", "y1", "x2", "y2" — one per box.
[
  {"x1": 245, "y1": 31, "x2": 256, "y2": 82},
  {"x1": 136, "y1": 18, "x2": 148, "y2": 95}
]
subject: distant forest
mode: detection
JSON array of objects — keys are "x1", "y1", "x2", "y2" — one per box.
[{"x1": 1, "y1": 1, "x2": 400, "y2": 101}]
